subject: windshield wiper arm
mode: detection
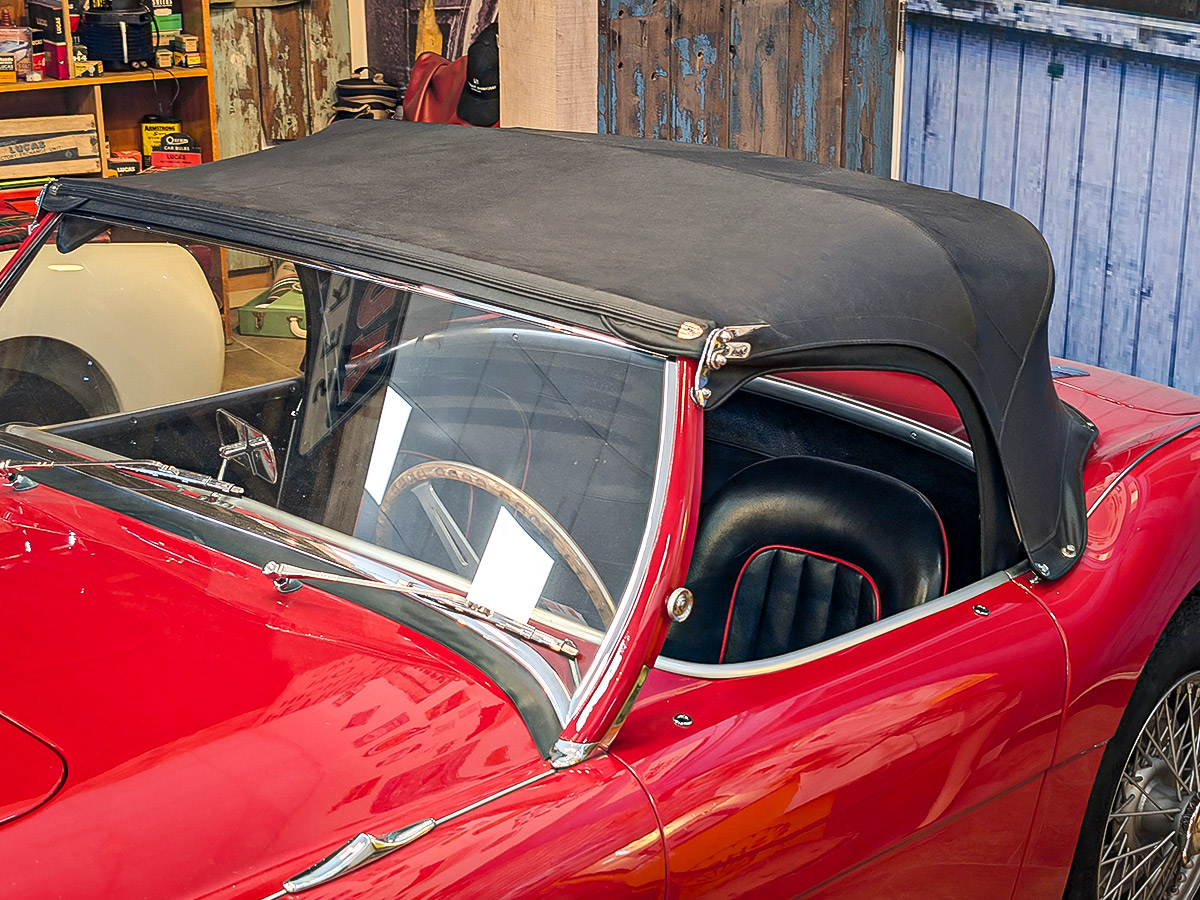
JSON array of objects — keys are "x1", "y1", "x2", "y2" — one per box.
[
  {"x1": 261, "y1": 561, "x2": 580, "y2": 661},
  {"x1": 1, "y1": 458, "x2": 245, "y2": 496}
]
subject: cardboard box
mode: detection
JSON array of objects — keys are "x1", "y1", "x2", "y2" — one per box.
[
  {"x1": 149, "y1": 148, "x2": 201, "y2": 168},
  {"x1": 0, "y1": 115, "x2": 101, "y2": 178},
  {"x1": 26, "y1": 1, "x2": 80, "y2": 42},
  {"x1": 109, "y1": 149, "x2": 142, "y2": 176},
  {"x1": 140, "y1": 118, "x2": 181, "y2": 162},
  {"x1": 0, "y1": 54, "x2": 15, "y2": 85},
  {"x1": 170, "y1": 32, "x2": 197, "y2": 52},
  {"x1": 43, "y1": 39, "x2": 68, "y2": 79},
  {"x1": 154, "y1": 47, "x2": 172, "y2": 68},
  {"x1": 154, "y1": 13, "x2": 182, "y2": 30},
  {"x1": 0, "y1": 26, "x2": 33, "y2": 77},
  {"x1": 73, "y1": 58, "x2": 101, "y2": 77},
  {"x1": 172, "y1": 49, "x2": 201, "y2": 68},
  {"x1": 107, "y1": 156, "x2": 140, "y2": 176}
]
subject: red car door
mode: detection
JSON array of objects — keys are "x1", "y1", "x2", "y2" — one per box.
[{"x1": 611, "y1": 576, "x2": 1065, "y2": 899}]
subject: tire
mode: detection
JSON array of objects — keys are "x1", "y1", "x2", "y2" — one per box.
[
  {"x1": 0, "y1": 368, "x2": 92, "y2": 425},
  {"x1": 1065, "y1": 591, "x2": 1200, "y2": 900}
]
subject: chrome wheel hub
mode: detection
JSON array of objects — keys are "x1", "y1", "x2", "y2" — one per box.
[{"x1": 1099, "y1": 674, "x2": 1200, "y2": 900}]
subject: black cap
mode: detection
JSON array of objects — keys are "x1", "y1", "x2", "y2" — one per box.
[{"x1": 457, "y1": 21, "x2": 499, "y2": 127}]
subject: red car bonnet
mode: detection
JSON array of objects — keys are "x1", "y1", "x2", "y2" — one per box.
[{"x1": 0, "y1": 482, "x2": 547, "y2": 898}]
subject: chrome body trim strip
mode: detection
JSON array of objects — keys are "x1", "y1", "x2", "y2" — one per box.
[
  {"x1": 264, "y1": 769, "x2": 557, "y2": 899},
  {"x1": 750, "y1": 375, "x2": 975, "y2": 469},
  {"x1": 1086, "y1": 420, "x2": 1200, "y2": 518},
  {"x1": 655, "y1": 568, "x2": 1018, "y2": 679},
  {"x1": 566, "y1": 361, "x2": 680, "y2": 720}
]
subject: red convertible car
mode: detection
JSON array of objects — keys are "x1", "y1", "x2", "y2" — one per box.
[{"x1": 2, "y1": 122, "x2": 1199, "y2": 900}]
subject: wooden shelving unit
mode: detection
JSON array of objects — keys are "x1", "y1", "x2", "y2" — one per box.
[{"x1": 0, "y1": 0, "x2": 220, "y2": 177}]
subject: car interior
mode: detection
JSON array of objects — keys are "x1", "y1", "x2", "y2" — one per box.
[{"x1": 29, "y1": 240, "x2": 984, "y2": 671}]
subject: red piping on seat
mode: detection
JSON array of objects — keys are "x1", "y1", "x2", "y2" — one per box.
[{"x1": 717, "y1": 545, "x2": 882, "y2": 664}]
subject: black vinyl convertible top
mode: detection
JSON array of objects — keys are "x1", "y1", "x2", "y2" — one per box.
[{"x1": 39, "y1": 119, "x2": 1096, "y2": 578}]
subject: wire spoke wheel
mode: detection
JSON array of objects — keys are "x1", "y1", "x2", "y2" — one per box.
[{"x1": 1098, "y1": 673, "x2": 1200, "y2": 900}]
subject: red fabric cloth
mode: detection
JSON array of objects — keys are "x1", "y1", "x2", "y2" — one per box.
[{"x1": 402, "y1": 52, "x2": 498, "y2": 126}]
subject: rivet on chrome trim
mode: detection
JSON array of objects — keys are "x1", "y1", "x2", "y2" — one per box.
[
  {"x1": 972, "y1": 604, "x2": 990, "y2": 617},
  {"x1": 673, "y1": 714, "x2": 694, "y2": 727}
]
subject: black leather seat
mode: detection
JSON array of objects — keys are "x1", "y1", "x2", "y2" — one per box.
[{"x1": 663, "y1": 456, "x2": 947, "y2": 664}]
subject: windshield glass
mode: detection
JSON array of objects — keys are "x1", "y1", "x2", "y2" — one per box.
[{"x1": 0, "y1": 221, "x2": 669, "y2": 699}]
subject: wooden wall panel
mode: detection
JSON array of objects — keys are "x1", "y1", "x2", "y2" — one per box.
[
  {"x1": 212, "y1": 6, "x2": 263, "y2": 158},
  {"x1": 948, "y1": 29, "x2": 985, "y2": 196},
  {"x1": 1135, "y1": 73, "x2": 1198, "y2": 387},
  {"x1": 787, "y1": 0, "x2": 845, "y2": 164},
  {"x1": 211, "y1": 0, "x2": 351, "y2": 152},
  {"x1": 729, "y1": 0, "x2": 789, "y2": 155},
  {"x1": 1064, "y1": 56, "x2": 1120, "y2": 366},
  {"x1": 255, "y1": 5, "x2": 311, "y2": 140},
  {"x1": 605, "y1": 0, "x2": 672, "y2": 138},
  {"x1": 1164, "y1": 74, "x2": 1200, "y2": 395},
  {"x1": 1039, "y1": 43, "x2": 1088, "y2": 356},
  {"x1": 303, "y1": 0, "x2": 353, "y2": 133},
  {"x1": 1010, "y1": 40, "x2": 1052, "y2": 229},
  {"x1": 601, "y1": 0, "x2": 896, "y2": 174},
  {"x1": 979, "y1": 35, "x2": 1020, "y2": 208},
  {"x1": 670, "y1": 0, "x2": 727, "y2": 143},
  {"x1": 1100, "y1": 60, "x2": 1157, "y2": 374},
  {"x1": 903, "y1": 15, "x2": 1200, "y2": 392},
  {"x1": 844, "y1": 0, "x2": 895, "y2": 173}
]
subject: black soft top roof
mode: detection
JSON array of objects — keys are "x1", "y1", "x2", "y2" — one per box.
[{"x1": 40, "y1": 119, "x2": 1095, "y2": 578}]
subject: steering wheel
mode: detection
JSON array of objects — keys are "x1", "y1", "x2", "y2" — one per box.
[{"x1": 376, "y1": 459, "x2": 617, "y2": 625}]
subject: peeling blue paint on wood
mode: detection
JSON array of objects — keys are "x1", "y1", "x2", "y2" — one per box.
[
  {"x1": 903, "y1": 14, "x2": 1200, "y2": 392},
  {"x1": 603, "y1": 0, "x2": 894, "y2": 174}
]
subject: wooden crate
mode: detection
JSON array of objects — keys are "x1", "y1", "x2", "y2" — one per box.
[{"x1": 0, "y1": 114, "x2": 100, "y2": 178}]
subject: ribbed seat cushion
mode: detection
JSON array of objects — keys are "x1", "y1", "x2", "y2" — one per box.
[
  {"x1": 721, "y1": 547, "x2": 879, "y2": 663},
  {"x1": 664, "y1": 456, "x2": 946, "y2": 664}
]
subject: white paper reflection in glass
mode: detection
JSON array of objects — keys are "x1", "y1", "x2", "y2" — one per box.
[
  {"x1": 467, "y1": 508, "x2": 552, "y2": 623},
  {"x1": 365, "y1": 387, "x2": 413, "y2": 504}
]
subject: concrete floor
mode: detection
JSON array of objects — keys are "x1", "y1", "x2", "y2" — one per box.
[{"x1": 221, "y1": 287, "x2": 306, "y2": 392}]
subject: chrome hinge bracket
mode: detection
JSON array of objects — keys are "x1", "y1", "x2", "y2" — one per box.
[{"x1": 690, "y1": 324, "x2": 765, "y2": 408}]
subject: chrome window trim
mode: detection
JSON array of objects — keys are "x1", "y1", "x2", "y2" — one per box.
[
  {"x1": 654, "y1": 568, "x2": 1019, "y2": 679},
  {"x1": 749, "y1": 375, "x2": 975, "y2": 469},
  {"x1": 566, "y1": 360, "x2": 680, "y2": 720}
]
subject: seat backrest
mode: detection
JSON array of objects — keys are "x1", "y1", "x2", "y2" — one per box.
[{"x1": 663, "y1": 456, "x2": 947, "y2": 664}]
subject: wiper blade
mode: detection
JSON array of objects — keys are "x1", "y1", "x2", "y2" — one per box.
[
  {"x1": 261, "y1": 561, "x2": 579, "y2": 660},
  {"x1": 1, "y1": 458, "x2": 245, "y2": 496}
]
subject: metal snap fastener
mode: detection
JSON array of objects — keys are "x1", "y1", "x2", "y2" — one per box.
[{"x1": 673, "y1": 713, "x2": 693, "y2": 727}]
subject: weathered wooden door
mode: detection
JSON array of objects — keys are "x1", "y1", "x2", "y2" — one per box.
[{"x1": 599, "y1": 0, "x2": 900, "y2": 175}]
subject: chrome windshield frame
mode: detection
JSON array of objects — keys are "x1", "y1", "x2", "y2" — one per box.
[
  {"x1": 564, "y1": 359, "x2": 680, "y2": 722},
  {"x1": 6, "y1": 235, "x2": 679, "y2": 736}
]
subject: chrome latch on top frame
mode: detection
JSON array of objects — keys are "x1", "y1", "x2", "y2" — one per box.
[{"x1": 690, "y1": 324, "x2": 764, "y2": 408}]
